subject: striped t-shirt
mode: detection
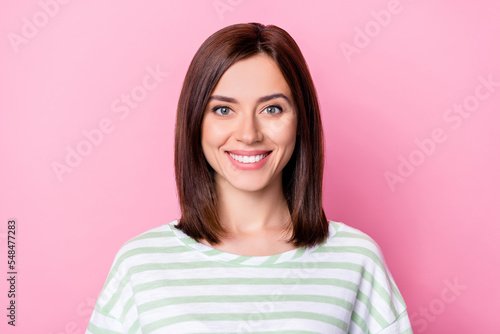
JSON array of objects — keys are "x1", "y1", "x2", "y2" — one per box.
[{"x1": 86, "y1": 220, "x2": 413, "y2": 334}]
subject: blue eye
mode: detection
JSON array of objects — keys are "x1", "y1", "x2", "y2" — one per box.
[
  {"x1": 263, "y1": 105, "x2": 283, "y2": 115},
  {"x1": 213, "y1": 106, "x2": 233, "y2": 116}
]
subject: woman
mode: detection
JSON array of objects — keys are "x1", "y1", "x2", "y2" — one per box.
[{"x1": 86, "y1": 23, "x2": 413, "y2": 333}]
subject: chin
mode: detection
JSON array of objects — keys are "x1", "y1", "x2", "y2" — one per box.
[{"x1": 227, "y1": 180, "x2": 270, "y2": 193}]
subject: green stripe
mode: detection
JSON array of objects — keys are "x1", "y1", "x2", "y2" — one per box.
[
  {"x1": 142, "y1": 311, "x2": 348, "y2": 334},
  {"x1": 350, "y1": 311, "x2": 370, "y2": 334},
  {"x1": 137, "y1": 294, "x2": 353, "y2": 314},
  {"x1": 190, "y1": 331, "x2": 320, "y2": 334},
  {"x1": 124, "y1": 231, "x2": 174, "y2": 244},
  {"x1": 203, "y1": 249, "x2": 224, "y2": 256},
  {"x1": 181, "y1": 237, "x2": 199, "y2": 245},
  {"x1": 134, "y1": 277, "x2": 359, "y2": 293},
  {"x1": 291, "y1": 247, "x2": 306, "y2": 260},
  {"x1": 225, "y1": 256, "x2": 252, "y2": 264},
  {"x1": 124, "y1": 259, "x2": 364, "y2": 272},
  {"x1": 335, "y1": 231, "x2": 373, "y2": 242},
  {"x1": 119, "y1": 294, "x2": 135, "y2": 323},
  {"x1": 262, "y1": 254, "x2": 281, "y2": 265},
  {"x1": 87, "y1": 322, "x2": 121, "y2": 334},
  {"x1": 390, "y1": 278, "x2": 405, "y2": 306},
  {"x1": 386, "y1": 309, "x2": 412, "y2": 334},
  {"x1": 102, "y1": 246, "x2": 189, "y2": 291},
  {"x1": 330, "y1": 221, "x2": 340, "y2": 232},
  {"x1": 361, "y1": 269, "x2": 398, "y2": 318},
  {"x1": 368, "y1": 301, "x2": 390, "y2": 329},
  {"x1": 356, "y1": 290, "x2": 389, "y2": 328},
  {"x1": 128, "y1": 318, "x2": 140, "y2": 334},
  {"x1": 315, "y1": 246, "x2": 385, "y2": 271},
  {"x1": 101, "y1": 279, "x2": 127, "y2": 313}
]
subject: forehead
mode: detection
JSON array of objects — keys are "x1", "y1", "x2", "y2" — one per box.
[{"x1": 211, "y1": 54, "x2": 292, "y2": 99}]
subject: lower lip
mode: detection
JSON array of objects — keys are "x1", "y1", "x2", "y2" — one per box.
[{"x1": 226, "y1": 152, "x2": 272, "y2": 170}]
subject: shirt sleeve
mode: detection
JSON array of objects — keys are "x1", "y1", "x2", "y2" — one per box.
[
  {"x1": 86, "y1": 307, "x2": 124, "y2": 334},
  {"x1": 85, "y1": 246, "x2": 140, "y2": 333},
  {"x1": 377, "y1": 309, "x2": 413, "y2": 334},
  {"x1": 368, "y1": 244, "x2": 413, "y2": 334},
  {"x1": 342, "y1": 223, "x2": 413, "y2": 334}
]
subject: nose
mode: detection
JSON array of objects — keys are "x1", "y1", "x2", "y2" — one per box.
[{"x1": 235, "y1": 112, "x2": 263, "y2": 144}]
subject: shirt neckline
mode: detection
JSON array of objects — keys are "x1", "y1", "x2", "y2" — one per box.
[{"x1": 166, "y1": 220, "x2": 332, "y2": 266}]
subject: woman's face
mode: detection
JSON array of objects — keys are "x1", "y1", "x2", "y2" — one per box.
[{"x1": 201, "y1": 54, "x2": 297, "y2": 193}]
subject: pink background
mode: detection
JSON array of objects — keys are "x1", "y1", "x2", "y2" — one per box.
[{"x1": 1, "y1": 1, "x2": 499, "y2": 333}]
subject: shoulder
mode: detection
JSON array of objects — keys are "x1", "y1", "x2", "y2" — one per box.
[
  {"x1": 323, "y1": 221, "x2": 411, "y2": 332},
  {"x1": 94, "y1": 220, "x2": 179, "y2": 308},
  {"x1": 324, "y1": 220, "x2": 387, "y2": 264},
  {"x1": 121, "y1": 219, "x2": 177, "y2": 248},
  {"x1": 105, "y1": 220, "x2": 179, "y2": 279},
  {"x1": 321, "y1": 221, "x2": 396, "y2": 295}
]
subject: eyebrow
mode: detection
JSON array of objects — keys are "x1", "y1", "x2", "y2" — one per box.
[{"x1": 207, "y1": 93, "x2": 290, "y2": 104}]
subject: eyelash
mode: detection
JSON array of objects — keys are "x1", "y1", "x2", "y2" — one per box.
[{"x1": 211, "y1": 105, "x2": 284, "y2": 116}]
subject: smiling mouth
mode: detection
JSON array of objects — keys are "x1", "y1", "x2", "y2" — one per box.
[{"x1": 226, "y1": 151, "x2": 271, "y2": 164}]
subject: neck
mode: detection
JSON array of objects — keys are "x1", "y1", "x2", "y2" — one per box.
[{"x1": 214, "y1": 173, "x2": 291, "y2": 238}]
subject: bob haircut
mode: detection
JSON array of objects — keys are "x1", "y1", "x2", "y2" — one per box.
[{"x1": 174, "y1": 22, "x2": 328, "y2": 248}]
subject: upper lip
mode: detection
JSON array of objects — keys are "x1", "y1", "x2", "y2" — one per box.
[{"x1": 225, "y1": 150, "x2": 272, "y2": 156}]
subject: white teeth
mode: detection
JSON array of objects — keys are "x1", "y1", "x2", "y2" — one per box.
[{"x1": 228, "y1": 152, "x2": 270, "y2": 163}]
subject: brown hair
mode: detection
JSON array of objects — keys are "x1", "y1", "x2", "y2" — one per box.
[{"x1": 174, "y1": 22, "x2": 328, "y2": 248}]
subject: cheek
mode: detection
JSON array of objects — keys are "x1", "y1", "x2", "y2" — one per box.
[
  {"x1": 201, "y1": 119, "x2": 230, "y2": 157},
  {"x1": 269, "y1": 117, "x2": 297, "y2": 147}
]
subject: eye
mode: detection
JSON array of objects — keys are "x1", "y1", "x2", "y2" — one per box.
[
  {"x1": 262, "y1": 105, "x2": 283, "y2": 115},
  {"x1": 212, "y1": 106, "x2": 234, "y2": 116}
]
